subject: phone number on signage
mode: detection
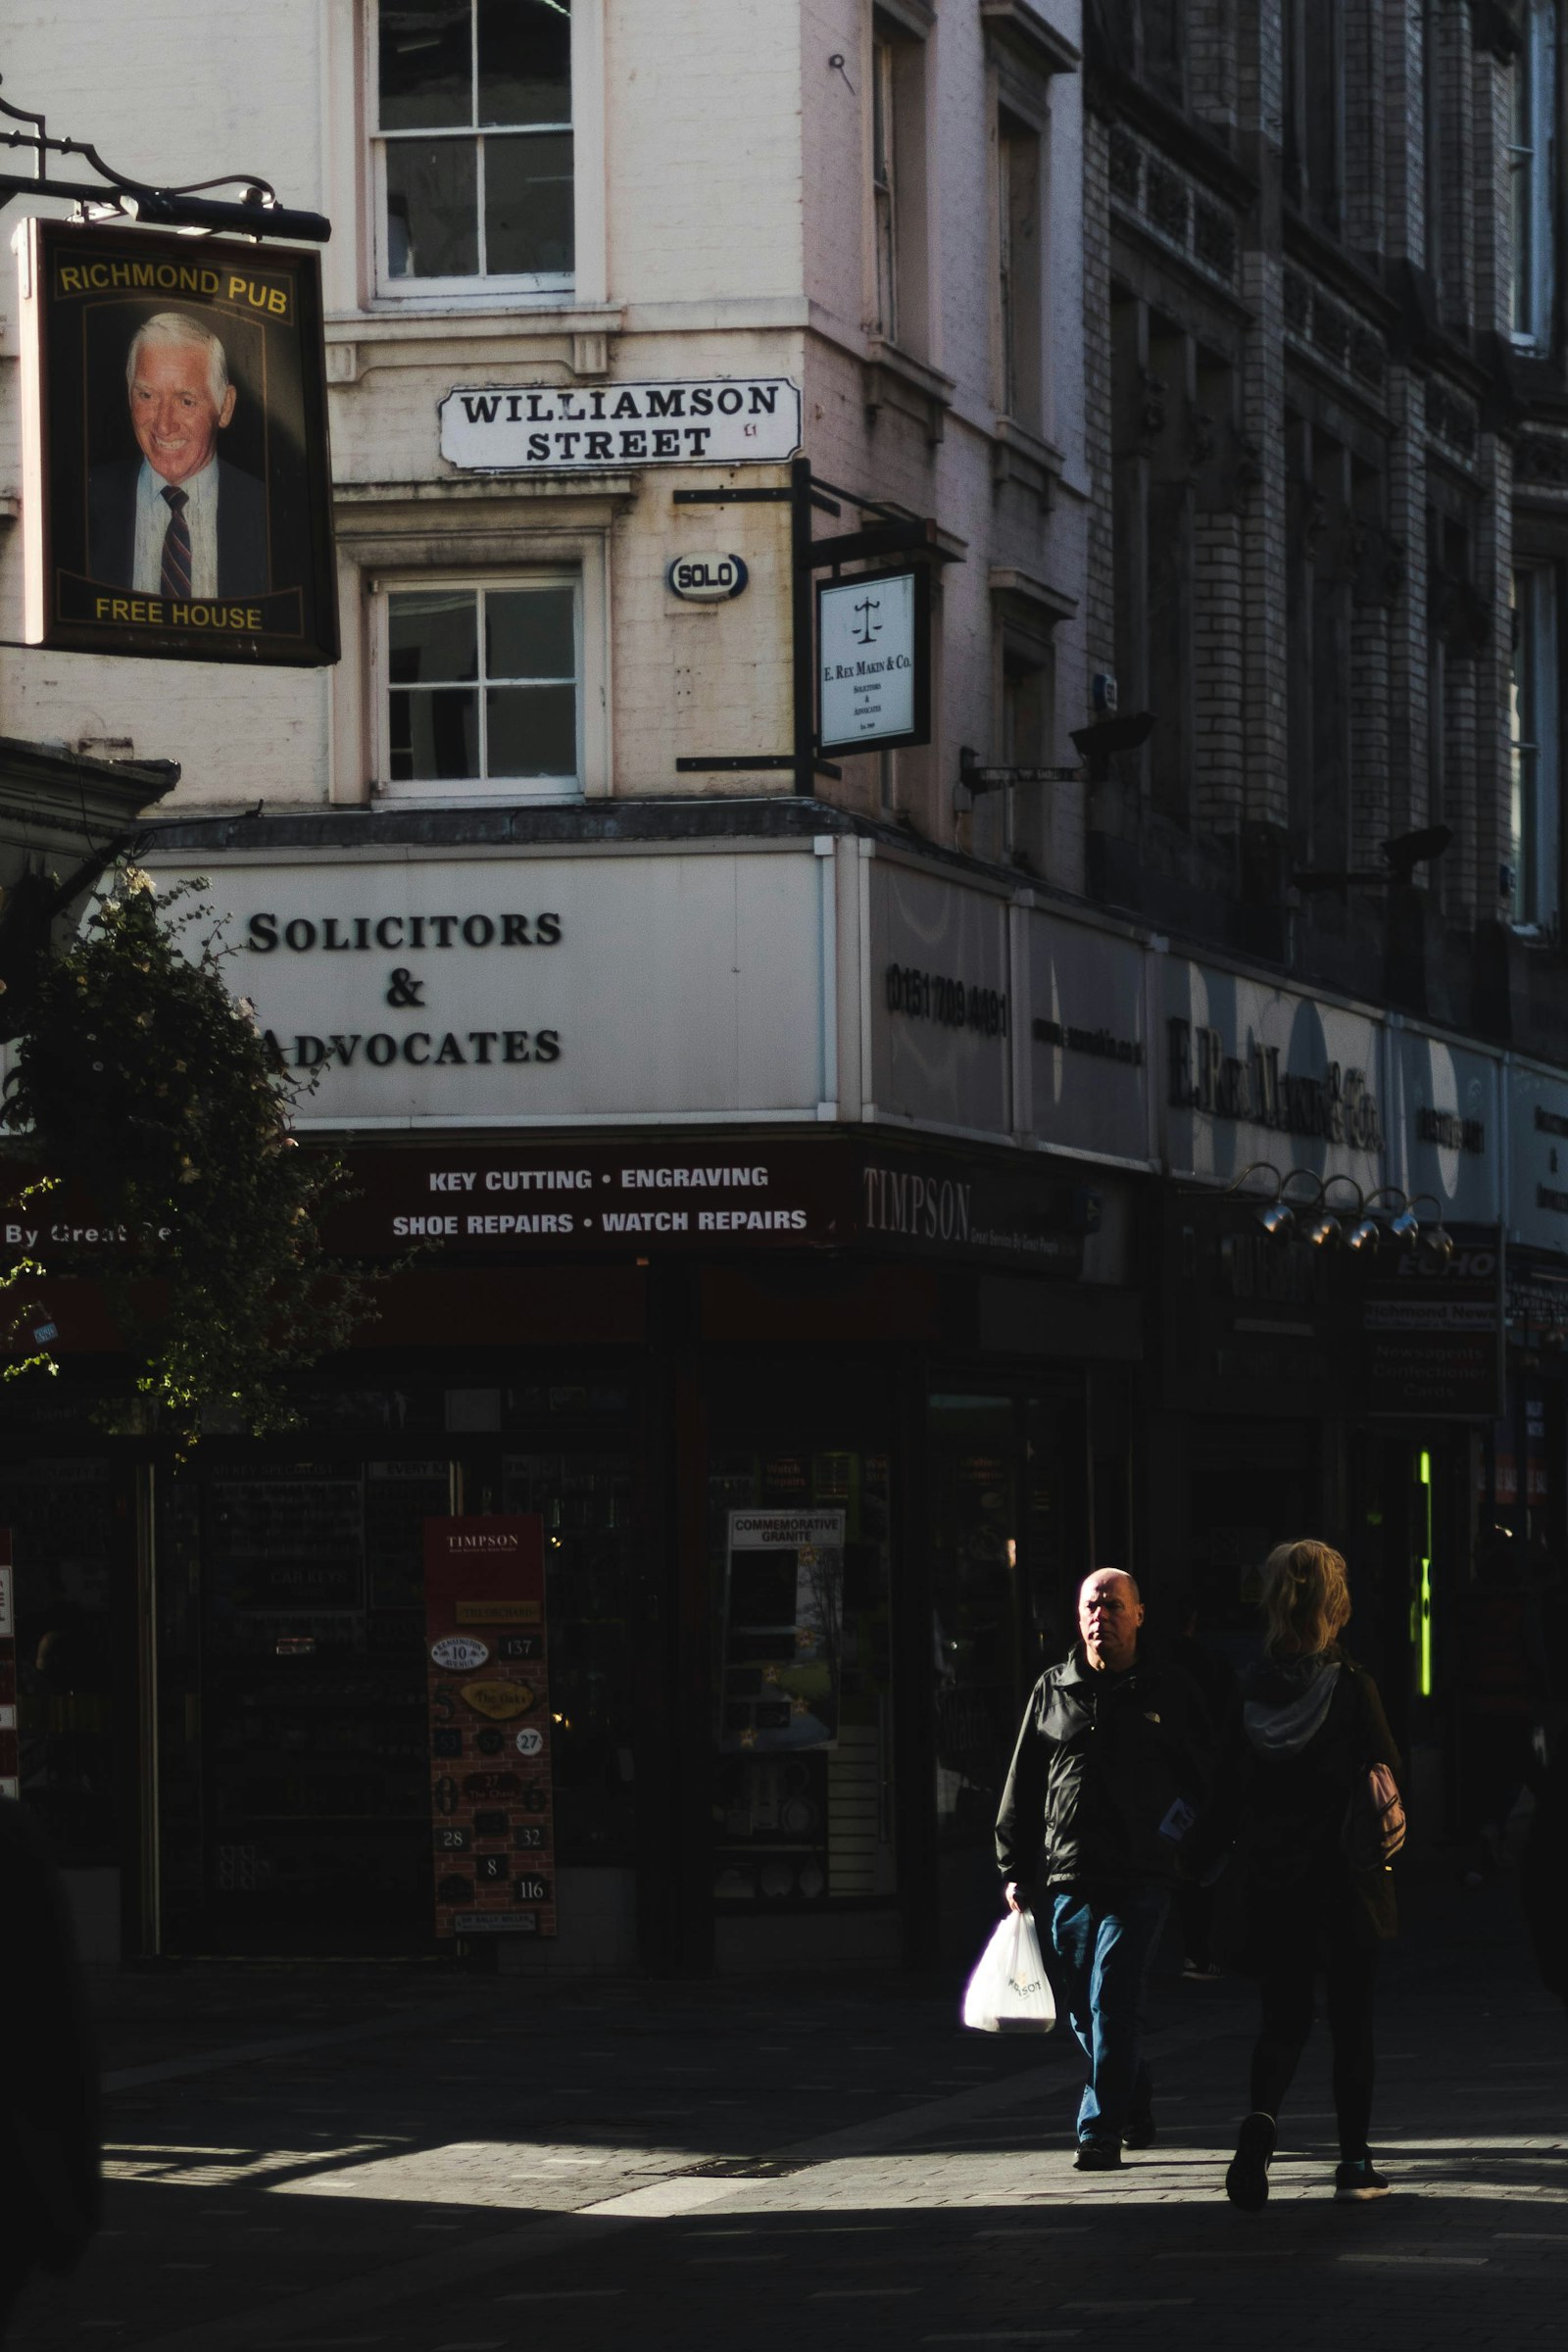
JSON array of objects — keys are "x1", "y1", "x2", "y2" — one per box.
[{"x1": 885, "y1": 963, "x2": 1009, "y2": 1037}]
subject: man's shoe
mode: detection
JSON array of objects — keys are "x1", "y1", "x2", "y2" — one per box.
[
  {"x1": 1334, "y1": 2158, "x2": 1391, "y2": 2201},
  {"x1": 1122, "y1": 2111, "x2": 1156, "y2": 2149},
  {"x1": 1225, "y1": 2111, "x2": 1275, "y2": 2209},
  {"x1": 1074, "y1": 2138, "x2": 1123, "y2": 2172}
]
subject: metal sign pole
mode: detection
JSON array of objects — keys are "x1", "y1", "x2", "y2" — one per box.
[{"x1": 791, "y1": 456, "x2": 816, "y2": 798}]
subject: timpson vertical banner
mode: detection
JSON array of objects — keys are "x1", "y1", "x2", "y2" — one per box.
[
  {"x1": 0, "y1": 1530, "x2": 18, "y2": 1802},
  {"x1": 422, "y1": 1516, "x2": 556, "y2": 1940},
  {"x1": 16, "y1": 218, "x2": 338, "y2": 666}
]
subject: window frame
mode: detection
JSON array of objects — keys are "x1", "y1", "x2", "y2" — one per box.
[
  {"x1": 368, "y1": 0, "x2": 579, "y2": 306},
  {"x1": 1511, "y1": 562, "x2": 1562, "y2": 937},
  {"x1": 998, "y1": 624, "x2": 1054, "y2": 869},
  {"x1": 997, "y1": 102, "x2": 1045, "y2": 432},
  {"x1": 1283, "y1": 0, "x2": 1345, "y2": 238},
  {"x1": 1510, "y1": 0, "x2": 1558, "y2": 352},
  {"x1": 866, "y1": 3, "x2": 932, "y2": 359},
  {"x1": 370, "y1": 570, "x2": 586, "y2": 806},
  {"x1": 871, "y1": 31, "x2": 900, "y2": 344}
]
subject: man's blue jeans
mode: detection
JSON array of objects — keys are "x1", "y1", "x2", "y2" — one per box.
[{"x1": 1050, "y1": 1886, "x2": 1170, "y2": 2143}]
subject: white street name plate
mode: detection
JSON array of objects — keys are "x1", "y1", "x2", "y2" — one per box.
[{"x1": 439, "y1": 378, "x2": 802, "y2": 472}]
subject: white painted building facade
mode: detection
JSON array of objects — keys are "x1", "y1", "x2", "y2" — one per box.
[
  {"x1": 0, "y1": 3, "x2": 1114, "y2": 1973},
  {"x1": 1, "y1": 0, "x2": 1090, "y2": 877}
]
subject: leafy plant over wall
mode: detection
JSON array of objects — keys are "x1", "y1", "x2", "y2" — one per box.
[{"x1": 1, "y1": 869, "x2": 373, "y2": 1448}]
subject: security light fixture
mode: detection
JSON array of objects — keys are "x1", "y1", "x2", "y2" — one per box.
[
  {"x1": 1405, "y1": 1194, "x2": 1455, "y2": 1264},
  {"x1": 1224, "y1": 1168, "x2": 1427, "y2": 1254},
  {"x1": 1069, "y1": 710, "x2": 1157, "y2": 784},
  {"x1": 1293, "y1": 825, "x2": 1453, "y2": 896},
  {"x1": 1229, "y1": 1174, "x2": 1452, "y2": 1258},
  {"x1": 1223, "y1": 1160, "x2": 1290, "y2": 1235}
]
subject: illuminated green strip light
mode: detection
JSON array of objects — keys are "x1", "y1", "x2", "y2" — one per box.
[{"x1": 1418, "y1": 1450, "x2": 1433, "y2": 1699}]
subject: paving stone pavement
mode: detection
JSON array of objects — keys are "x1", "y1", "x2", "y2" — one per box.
[{"x1": 9, "y1": 1862, "x2": 1565, "y2": 2352}]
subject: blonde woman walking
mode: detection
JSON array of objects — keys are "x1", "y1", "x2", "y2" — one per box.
[{"x1": 1200, "y1": 1540, "x2": 1402, "y2": 2207}]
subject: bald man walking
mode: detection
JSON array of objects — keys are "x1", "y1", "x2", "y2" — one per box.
[{"x1": 997, "y1": 1570, "x2": 1212, "y2": 2171}]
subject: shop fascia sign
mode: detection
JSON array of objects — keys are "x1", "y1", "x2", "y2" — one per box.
[
  {"x1": 1166, "y1": 1014, "x2": 1383, "y2": 1151},
  {"x1": 138, "y1": 848, "x2": 831, "y2": 1129},
  {"x1": 1504, "y1": 1063, "x2": 1568, "y2": 1243},
  {"x1": 239, "y1": 897, "x2": 563, "y2": 1073},
  {"x1": 1531, "y1": 1100, "x2": 1568, "y2": 1217},
  {"x1": 328, "y1": 1140, "x2": 1100, "y2": 1275},
  {"x1": 1414, "y1": 1103, "x2": 1485, "y2": 1155},
  {"x1": 438, "y1": 376, "x2": 803, "y2": 473}
]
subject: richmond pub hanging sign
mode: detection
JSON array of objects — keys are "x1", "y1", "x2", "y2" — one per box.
[{"x1": 16, "y1": 218, "x2": 338, "y2": 665}]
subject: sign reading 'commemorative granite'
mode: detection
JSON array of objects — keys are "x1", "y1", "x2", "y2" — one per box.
[
  {"x1": 17, "y1": 219, "x2": 338, "y2": 666},
  {"x1": 439, "y1": 377, "x2": 802, "y2": 471}
]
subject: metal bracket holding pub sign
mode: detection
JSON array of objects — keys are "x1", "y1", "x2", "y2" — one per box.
[{"x1": 816, "y1": 564, "x2": 931, "y2": 757}]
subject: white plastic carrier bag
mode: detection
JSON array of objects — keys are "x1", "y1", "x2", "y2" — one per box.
[{"x1": 961, "y1": 1906, "x2": 1056, "y2": 2034}]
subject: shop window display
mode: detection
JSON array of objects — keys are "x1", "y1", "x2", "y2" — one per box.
[
  {"x1": 158, "y1": 1458, "x2": 444, "y2": 1949},
  {"x1": 151, "y1": 1387, "x2": 647, "y2": 1949},
  {"x1": 500, "y1": 1451, "x2": 639, "y2": 1867},
  {"x1": 929, "y1": 1387, "x2": 1087, "y2": 1866},
  {"x1": 930, "y1": 1399, "x2": 1023, "y2": 1852},
  {"x1": 709, "y1": 1448, "x2": 895, "y2": 1910}
]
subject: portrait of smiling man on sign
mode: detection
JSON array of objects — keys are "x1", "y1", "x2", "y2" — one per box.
[{"x1": 87, "y1": 311, "x2": 269, "y2": 599}]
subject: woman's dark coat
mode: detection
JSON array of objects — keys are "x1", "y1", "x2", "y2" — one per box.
[{"x1": 1195, "y1": 1650, "x2": 1402, "y2": 1961}]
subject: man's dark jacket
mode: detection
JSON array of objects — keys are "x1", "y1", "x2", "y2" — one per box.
[
  {"x1": 995, "y1": 1644, "x2": 1213, "y2": 1896},
  {"x1": 86, "y1": 457, "x2": 269, "y2": 597}
]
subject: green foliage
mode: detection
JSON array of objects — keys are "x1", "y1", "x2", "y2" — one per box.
[
  {"x1": 1, "y1": 871, "x2": 371, "y2": 1448},
  {"x1": 0, "y1": 1176, "x2": 60, "y2": 1388}
]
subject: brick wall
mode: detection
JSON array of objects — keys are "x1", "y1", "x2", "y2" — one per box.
[{"x1": 1090, "y1": 0, "x2": 1547, "y2": 982}]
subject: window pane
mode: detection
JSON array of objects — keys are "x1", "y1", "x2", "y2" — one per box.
[
  {"x1": 478, "y1": 0, "x2": 571, "y2": 126},
  {"x1": 1513, "y1": 34, "x2": 1536, "y2": 333},
  {"x1": 379, "y1": 0, "x2": 472, "y2": 131},
  {"x1": 385, "y1": 139, "x2": 478, "y2": 278},
  {"x1": 487, "y1": 683, "x2": 577, "y2": 777},
  {"x1": 486, "y1": 586, "x2": 575, "y2": 680},
  {"x1": 485, "y1": 131, "x2": 574, "y2": 274},
  {"x1": 390, "y1": 591, "x2": 478, "y2": 684},
  {"x1": 390, "y1": 687, "x2": 480, "y2": 782}
]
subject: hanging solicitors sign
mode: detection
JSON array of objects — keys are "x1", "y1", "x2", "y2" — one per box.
[
  {"x1": 16, "y1": 218, "x2": 339, "y2": 665},
  {"x1": 817, "y1": 565, "x2": 931, "y2": 755}
]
